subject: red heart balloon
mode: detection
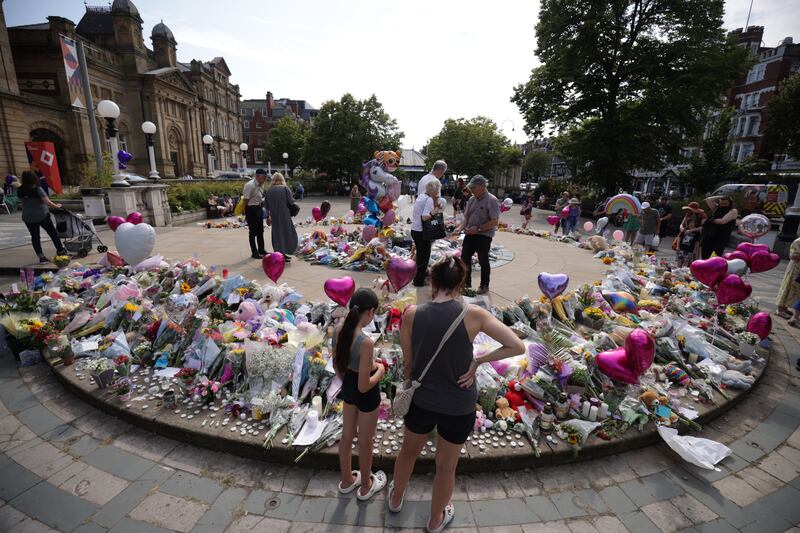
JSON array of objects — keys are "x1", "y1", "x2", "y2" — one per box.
[
  {"x1": 126, "y1": 212, "x2": 143, "y2": 225},
  {"x1": 106, "y1": 216, "x2": 125, "y2": 232},
  {"x1": 625, "y1": 329, "x2": 655, "y2": 374},
  {"x1": 261, "y1": 252, "x2": 285, "y2": 283},
  {"x1": 736, "y1": 242, "x2": 769, "y2": 258},
  {"x1": 386, "y1": 256, "x2": 416, "y2": 291},
  {"x1": 596, "y1": 348, "x2": 639, "y2": 384},
  {"x1": 311, "y1": 207, "x2": 323, "y2": 222},
  {"x1": 324, "y1": 276, "x2": 355, "y2": 307},
  {"x1": 723, "y1": 251, "x2": 749, "y2": 263},
  {"x1": 747, "y1": 250, "x2": 780, "y2": 273},
  {"x1": 546, "y1": 215, "x2": 559, "y2": 226},
  {"x1": 715, "y1": 274, "x2": 752, "y2": 305},
  {"x1": 746, "y1": 312, "x2": 772, "y2": 340},
  {"x1": 690, "y1": 257, "x2": 728, "y2": 287}
]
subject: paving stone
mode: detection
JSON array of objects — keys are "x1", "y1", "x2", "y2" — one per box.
[
  {"x1": 470, "y1": 497, "x2": 540, "y2": 526},
  {"x1": 107, "y1": 517, "x2": 173, "y2": 533},
  {"x1": 0, "y1": 460, "x2": 41, "y2": 500},
  {"x1": 753, "y1": 484, "x2": 800, "y2": 525},
  {"x1": 787, "y1": 428, "x2": 800, "y2": 450},
  {"x1": 566, "y1": 519, "x2": 600, "y2": 533},
  {"x1": 10, "y1": 478, "x2": 97, "y2": 531},
  {"x1": 129, "y1": 490, "x2": 209, "y2": 533},
  {"x1": 92, "y1": 480, "x2": 160, "y2": 528},
  {"x1": 227, "y1": 515, "x2": 291, "y2": 533},
  {"x1": 736, "y1": 465, "x2": 784, "y2": 495},
  {"x1": 322, "y1": 495, "x2": 385, "y2": 527},
  {"x1": 464, "y1": 473, "x2": 507, "y2": 500},
  {"x1": 384, "y1": 498, "x2": 432, "y2": 529},
  {"x1": 670, "y1": 494, "x2": 718, "y2": 525},
  {"x1": 618, "y1": 479, "x2": 658, "y2": 507},
  {"x1": 729, "y1": 440, "x2": 766, "y2": 462},
  {"x1": 524, "y1": 495, "x2": 561, "y2": 521},
  {"x1": 537, "y1": 463, "x2": 592, "y2": 492},
  {"x1": 665, "y1": 469, "x2": 753, "y2": 528},
  {"x1": 46, "y1": 460, "x2": 88, "y2": 486},
  {"x1": 15, "y1": 405, "x2": 64, "y2": 436},
  {"x1": 598, "y1": 485, "x2": 637, "y2": 515},
  {"x1": 42, "y1": 396, "x2": 92, "y2": 423},
  {"x1": 137, "y1": 464, "x2": 175, "y2": 483},
  {"x1": 591, "y1": 515, "x2": 629, "y2": 533},
  {"x1": 9, "y1": 440, "x2": 74, "y2": 479},
  {"x1": 0, "y1": 502, "x2": 27, "y2": 530},
  {"x1": 9, "y1": 517, "x2": 56, "y2": 533},
  {"x1": 302, "y1": 470, "x2": 342, "y2": 498},
  {"x1": 280, "y1": 468, "x2": 312, "y2": 494},
  {"x1": 696, "y1": 519, "x2": 738, "y2": 533},
  {"x1": 65, "y1": 434, "x2": 101, "y2": 458},
  {"x1": 160, "y1": 471, "x2": 224, "y2": 504},
  {"x1": 57, "y1": 464, "x2": 129, "y2": 506},
  {"x1": 480, "y1": 527, "x2": 523, "y2": 533},
  {"x1": 514, "y1": 470, "x2": 544, "y2": 496},
  {"x1": 617, "y1": 510, "x2": 660, "y2": 533},
  {"x1": 777, "y1": 444, "x2": 800, "y2": 469},
  {"x1": 112, "y1": 429, "x2": 178, "y2": 463},
  {"x1": 83, "y1": 445, "x2": 156, "y2": 481},
  {"x1": 550, "y1": 491, "x2": 589, "y2": 519},
  {"x1": 40, "y1": 423, "x2": 84, "y2": 449},
  {"x1": 242, "y1": 488, "x2": 273, "y2": 515},
  {"x1": 622, "y1": 447, "x2": 675, "y2": 477},
  {"x1": 521, "y1": 521, "x2": 571, "y2": 533},
  {"x1": 758, "y1": 451, "x2": 800, "y2": 483},
  {"x1": 0, "y1": 379, "x2": 39, "y2": 412},
  {"x1": 738, "y1": 504, "x2": 792, "y2": 533},
  {"x1": 262, "y1": 493, "x2": 304, "y2": 521},
  {"x1": 640, "y1": 472, "x2": 684, "y2": 501},
  {"x1": 641, "y1": 500, "x2": 693, "y2": 533},
  {"x1": 287, "y1": 522, "x2": 385, "y2": 533},
  {"x1": 72, "y1": 522, "x2": 108, "y2": 533},
  {"x1": 711, "y1": 475, "x2": 762, "y2": 507},
  {"x1": 191, "y1": 487, "x2": 247, "y2": 533}
]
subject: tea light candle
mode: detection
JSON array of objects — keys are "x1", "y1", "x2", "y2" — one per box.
[
  {"x1": 581, "y1": 400, "x2": 591, "y2": 418},
  {"x1": 588, "y1": 406, "x2": 598, "y2": 421},
  {"x1": 598, "y1": 402, "x2": 609, "y2": 420},
  {"x1": 307, "y1": 410, "x2": 319, "y2": 429},
  {"x1": 311, "y1": 396, "x2": 323, "y2": 416},
  {"x1": 688, "y1": 353, "x2": 698, "y2": 364}
]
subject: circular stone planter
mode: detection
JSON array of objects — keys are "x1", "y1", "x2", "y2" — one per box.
[{"x1": 45, "y1": 342, "x2": 773, "y2": 473}]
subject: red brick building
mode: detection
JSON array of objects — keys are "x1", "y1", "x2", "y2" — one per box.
[
  {"x1": 726, "y1": 26, "x2": 800, "y2": 162},
  {"x1": 240, "y1": 91, "x2": 316, "y2": 166}
]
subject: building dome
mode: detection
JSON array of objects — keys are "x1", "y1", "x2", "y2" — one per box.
[
  {"x1": 111, "y1": 0, "x2": 141, "y2": 17},
  {"x1": 151, "y1": 21, "x2": 175, "y2": 41}
]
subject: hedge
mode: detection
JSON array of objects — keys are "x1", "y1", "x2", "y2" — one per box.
[{"x1": 166, "y1": 182, "x2": 244, "y2": 213}]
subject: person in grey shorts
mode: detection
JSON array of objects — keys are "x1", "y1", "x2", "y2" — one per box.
[{"x1": 387, "y1": 255, "x2": 524, "y2": 533}]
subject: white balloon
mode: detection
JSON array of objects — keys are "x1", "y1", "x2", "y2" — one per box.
[
  {"x1": 596, "y1": 216, "x2": 609, "y2": 234},
  {"x1": 503, "y1": 198, "x2": 513, "y2": 207},
  {"x1": 726, "y1": 258, "x2": 748, "y2": 276},
  {"x1": 114, "y1": 222, "x2": 156, "y2": 266}
]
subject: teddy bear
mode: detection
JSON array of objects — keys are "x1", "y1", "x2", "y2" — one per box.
[
  {"x1": 494, "y1": 397, "x2": 517, "y2": 422},
  {"x1": 586, "y1": 235, "x2": 609, "y2": 252},
  {"x1": 639, "y1": 389, "x2": 679, "y2": 426},
  {"x1": 503, "y1": 380, "x2": 532, "y2": 420},
  {"x1": 474, "y1": 404, "x2": 486, "y2": 431}
]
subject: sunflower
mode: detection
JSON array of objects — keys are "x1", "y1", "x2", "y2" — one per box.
[
  {"x1": 124, "y1": 302, "x2": 141, "y2": 313},
  {"x1": 180, "y1": 282, "x2": 191, "y2": 294}
]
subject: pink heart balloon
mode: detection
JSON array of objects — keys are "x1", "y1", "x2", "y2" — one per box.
[
  {"x1": 356, "y1": 200, "x2": 367, "y2": 214},
  {"x1": 383, "y1": 209, "x2": 396, "y2": 226},
  {"x1": 596, "y1": 347, "x2": 639, "y2": 384},
  {"x1": 362, "y1": 225, "x2": 377, "y2": 242},
  {"x1": 546, "y1": 215, "x2": 559, "y2": 226},
  {"x1": 106, "y1": 216, "x2": 125, "y2": 232},
  {"x1": 261, "y1": 252, "x2": 285, "y2": 283},
  {"x1": 561, "y1": 206, "x2": 570, "y2": 218},
  {"x1": 625, "y1": 328, "x2": 655, "y2": 374},
  {"x1": 747, "y1": 250, "x2": 780, "y2": 273},
  {"x1": 747, "y1": 311, "x2": 772, "y2": 340},
  {"x1": 715, "y1": 274, "x2": 752, "y2": 305},
  {"x1": 126, "y1": 212, "x2": 143, "y2": 225},
  {"x1": 324, "y1": 276, "x2": 355, "y2": 307},
  {"x1": 736, "y1": 242, "x2": 769, "y2": 258},
  {"x1": 311, "y1": 207, "x2": 323, "y2": 222},
  {"x1": 386, "y1": 256, "x2": 416, "y2": 291},
  {"x1": 690, "y1": 257, "x2": 728, "y2": 287},
  {"x1": 723, "y1": 251, "x2": 750, "y2": 263}
]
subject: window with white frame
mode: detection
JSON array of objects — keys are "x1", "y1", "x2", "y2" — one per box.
[
  {"x1": 748, "y1": 117, "x2": 760, "y2": 136},
  {"x1": 254, "y1": 148, "x2": 264, "y2": 162},
  {"x1": 119, "y1": 134, "x2": 128, "y2": 153},
  {"x1": 243, "y1": 120, "x2": 249, "y2": 129}
]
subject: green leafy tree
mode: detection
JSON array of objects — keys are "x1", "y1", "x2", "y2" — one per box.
[
  {"x1": 512, "y1": 0, "x2": 750, "y2": 195},
  {"x1": 764, "y1": 74, "x2": 800, "y2": 160},
  {"x1": 265, "y1": 117, "x2": 307, "y2": 175},
  {"x1": 302, "y1": 94, "x2": 403, "y2": 178},
  {"x1": 423, "y1": 117, "x2": 509, "y2": 178},
  {"x1": 682, "y1": 108, "x2": 735, "y2": 193},
  {"x1": 522, "y1": 150, "x2": 553, "y2": 179}
]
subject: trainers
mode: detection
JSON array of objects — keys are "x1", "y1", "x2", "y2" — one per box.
[
  {"x1": 251, "y1": 252, "x2": 264, "y2": 259},
  {"x1": 38, "y1": 255, "x2": 48, "y2": 263},
  {"x1": 477, "y1": 286, "x2": 489, "y2": 295}
]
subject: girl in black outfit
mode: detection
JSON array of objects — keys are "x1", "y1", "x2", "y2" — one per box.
[
  {"x1": 700, "y1": 195, "x2": 738, "y2": 259},
  {"x1": 18, "y1": 171, "x2": 67, "y2": 263},
  {"x1": 334, "y1": 288, "x2": 387, "y2": 501}
]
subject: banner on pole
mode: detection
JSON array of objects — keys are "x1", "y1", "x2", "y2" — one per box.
[
  {"x1": 24, "y1": 142, "x2": 63, "y2": 195},
  {"x1": 59, "y1": 34, "x2": 85, "y2": 109}
]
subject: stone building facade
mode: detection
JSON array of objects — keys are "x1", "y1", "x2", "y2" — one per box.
[
  {"x1": 241, "y1": 92, "x2": 316, "y2": 166},
  {"x1": 0, "y1": 0, "x2": 242, "y2": 183}
]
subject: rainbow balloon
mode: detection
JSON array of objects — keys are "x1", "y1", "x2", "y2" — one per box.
[
  {"x1": 603, "y1": 291, "x2": 638, "y2": 313},
  {"x1": 604, "y1": 194, "x2": 642, "y2": 216}
]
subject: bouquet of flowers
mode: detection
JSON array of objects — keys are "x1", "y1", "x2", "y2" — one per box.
[
  {"x1": 192, "y1": 375, "x2": 221, "y2": 403},
  {"x1": 737, "y1": 332, "x2": 759, "y2": 346},
  {"x1": 294, "y1": 414, "x2": 344, "y2": 463},
  {"x1": 246, "y1": 340, "x2": 295, "y2": 393},
  {"x1": 263, "y1": 400, "x2": 294, "y2": 449},
  {"x1": 113, "y1": 354, "x2": 131, "y2": 376},
  {"x1": 205, "y1": 295, "x2": 228, "y2": 321},
  {"x1": 111, "y1": 376, "x2": 132, "y2": 401},
  {"x1": 84, "y1": 357, "x2": 113, "y2": 374},
  {"x1": 299, "y1": 350, "x2": 328, "y2": 401},
  {"x1": 176, "y1": 367, "x2": 199, "y2": 389},
  {"x1": 131, "y1": 340, "x2": 153, "y2": 365}
]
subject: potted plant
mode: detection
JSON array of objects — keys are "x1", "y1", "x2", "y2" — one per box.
[
  {"x1": 47, "y1": 336, "x2": 74, "y2": 366},
  {"x1": 581, "y1": 307, "x2": 606, "y2": 329},
  {"x1": 738, "y1": 332, "x2": 759, "y2": 357},
  {"x1": 112, "y1": 377, "x2": 132, "y2": 402},
  {"x1": 566, "y1": 366, "x2": 589, "y2": 395},
  {"x1": 114, "y1": 354, "x2": 131, "y2": 376},
  {"x1": 176, "y1": 367, "x2": 198, "y2": 396},
  {"x1": 85, "y1": 357, "x2": 115, "y2": 388}
]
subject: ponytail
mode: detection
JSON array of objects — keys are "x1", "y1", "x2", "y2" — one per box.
[{"x1": 333, "y1": 288, "x2": 379, "y2": 376}]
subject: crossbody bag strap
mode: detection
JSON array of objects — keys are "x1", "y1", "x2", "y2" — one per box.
[{"x1": 414, "y1": 303, "x2": 468, "y2": 385}]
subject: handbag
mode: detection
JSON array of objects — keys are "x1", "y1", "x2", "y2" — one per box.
[
  {"x1": 233, "y1": 196, "x2": 245, "y2": 217},
  {"x1": 671, "y1": 232, "x2": 681, "y2": 251},
  {"x1": 421, "y1": 199, "x2": 446, "y2": 240},
  {"x1": 392, "y1": 303, "x2": 468, "y2": 417},
  {"x1": 286, "y1": 187, "x2": 300, "y2": 217}
]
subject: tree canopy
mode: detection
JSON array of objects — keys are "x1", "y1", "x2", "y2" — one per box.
[
  {"x1": 302, "y1": 94, "x2": 403, "y2": 178},
  {"x1": 682, "y1": 108, "x2": 735, "y2": 193},
  {"x1": 423, "y1": 117, "x2": 509, "y2": 178},
  {"x1": 265, "y1": 117, "x2": 306, "y2": 175},
  {"x1": 764, "y1": 74, "x2": 800, "y2": 160},
  {"x1": 522, "y1": 150, "x2": 553, "y2": 179},
  {"x1": 512, "y1": 0, "x2": 750, "y2": 194}
]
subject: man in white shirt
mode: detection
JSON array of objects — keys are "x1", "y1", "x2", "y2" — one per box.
[
  {"x1": 243, "y1": 169, "x2": 268, "y2": 258},
  {"x1": 418, "y1": 160, "x2": 447, "y2": 201},
  {"x1": 410, "y1": 178, "x2": 445, "y2": 286}
]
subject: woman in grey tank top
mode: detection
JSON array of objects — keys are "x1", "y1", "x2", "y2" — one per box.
[{"x1": 388, "y1": 256, "x2": 525, "y2": 532}]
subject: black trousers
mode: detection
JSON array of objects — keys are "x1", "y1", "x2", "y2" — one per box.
[
  {"x1": 700, "y1": 236, "x2": 726, "y2": 259},
  {"x1": 245, "y1": 205, "x2": 265, "y2": 255},
  {"x1": 410, "y1": 230, "x2": 432, "y2": 285},
  {"x1": 462, "y1": 234, "x2": 492, "y2": 289},
  {"x1": 25, "y1": 215, "x2": 65, "y2": 257}
]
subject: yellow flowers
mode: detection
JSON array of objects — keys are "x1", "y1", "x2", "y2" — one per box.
[
  {"x1": 180, "y1": 282, "x2": 191, "y2": 294},
  {"x1": 124, "y1": 303, "x2": 140, "y2": 313},
  {"x1": 584, "y1": 307, "x2": 606, "y2": 320},
  {"x1": 602, "y1": 257, "x2": 614, "y2": 265},
  {"x1": 236, "y1": 287, "x2": 248, "y2": 296}
]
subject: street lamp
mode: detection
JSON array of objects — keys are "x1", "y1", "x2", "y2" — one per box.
[
  {"x1": 282, "y1": 151, "x2": 288, "y2": 177},
  {"x1": 203, "y1": 134, "x2": 214, "y2": 178},
  {"x1": 96, "y1": 99, "x2": 128, "y2": 187},
  {"x1": 239, "y1": 142, "x2": 248, "y2": 172},
  {"x1": 141, "y1": 121, "x2": 159, "y2": 180}
]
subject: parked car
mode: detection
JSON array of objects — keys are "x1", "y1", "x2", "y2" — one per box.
[{"x1": 216, "y1": 172, "x2": 247, "y2": 180}]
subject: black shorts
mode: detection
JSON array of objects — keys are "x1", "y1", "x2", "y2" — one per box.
[
  {"x1": 340, "y1": 370, "x2": 380, "y2": 412},
  {"x1": 404, "y1": 402, "x2": 475, "y2": 445}
]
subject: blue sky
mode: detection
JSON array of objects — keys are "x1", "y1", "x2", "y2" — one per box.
[{"x1": 4, "y1": 0, "x2": 798, "y2": 149}]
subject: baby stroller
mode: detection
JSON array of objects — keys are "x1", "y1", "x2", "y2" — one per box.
[{"x1": 52, "y1": 208, "x2": 108, "y2": 258}]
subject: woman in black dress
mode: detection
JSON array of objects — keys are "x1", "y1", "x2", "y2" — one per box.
[{"x1": 700, "y1": 195, "x2": 738, "y2": 259}]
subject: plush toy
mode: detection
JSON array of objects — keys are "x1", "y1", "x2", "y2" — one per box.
[
  {"x1": 474, "y1": 404, "x2": 486, "y2": 431},
  {"x1": 385, "y1": 308, "x2": 402, "y2": 333},
  {"x1": 587, "y1": 235, "x2": 609, "y2": 252},
  {"x1": 664, "y1": 363, "x2": 691, "y2": 387},
  {"x1": 232, "y1": 299, "x2": 261, "y2": 323},
  {"x1": 503, "y1": 380, "x2": 531, "y2": 420},
  {"x1": 494, "y1": 397, "x2": 517, "y2": 422},
  {"x1": 639, "y1": 389, "x2": 679, "y2": 426},
  {"x1": 721, "y1": 369, "x2": 755, "y2": 389}
]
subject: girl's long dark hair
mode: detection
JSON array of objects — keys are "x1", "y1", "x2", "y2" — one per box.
[
  {"x1": 19, "y1": 171, "x2": 39, "y2": 198},
  {"x1": 334, "y1": 288, "x2": 379, "y2": 376}
]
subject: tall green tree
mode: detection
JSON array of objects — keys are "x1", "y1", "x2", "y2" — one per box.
[
  {"x1": 302, "y1": 94, "x2": 403, "y2": 178},
  {"x1": 682, "y1": 108, "x2": 735, "y2": 193},
  {"x1": 512, "y1": 0, "x2": 750, "y2": 195},
  {"x1": 522, "y1": 150, "x2": 553, "y2": 179},
  {"x1": 265, "y1": 117, "x2": 307, "y2": 175},
  {"x1": 423, "y1": 117, "x2": 509, "y2": 177},
  {"x1": 764, "y1": 74, "x2": 800, "y2": 160}
]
